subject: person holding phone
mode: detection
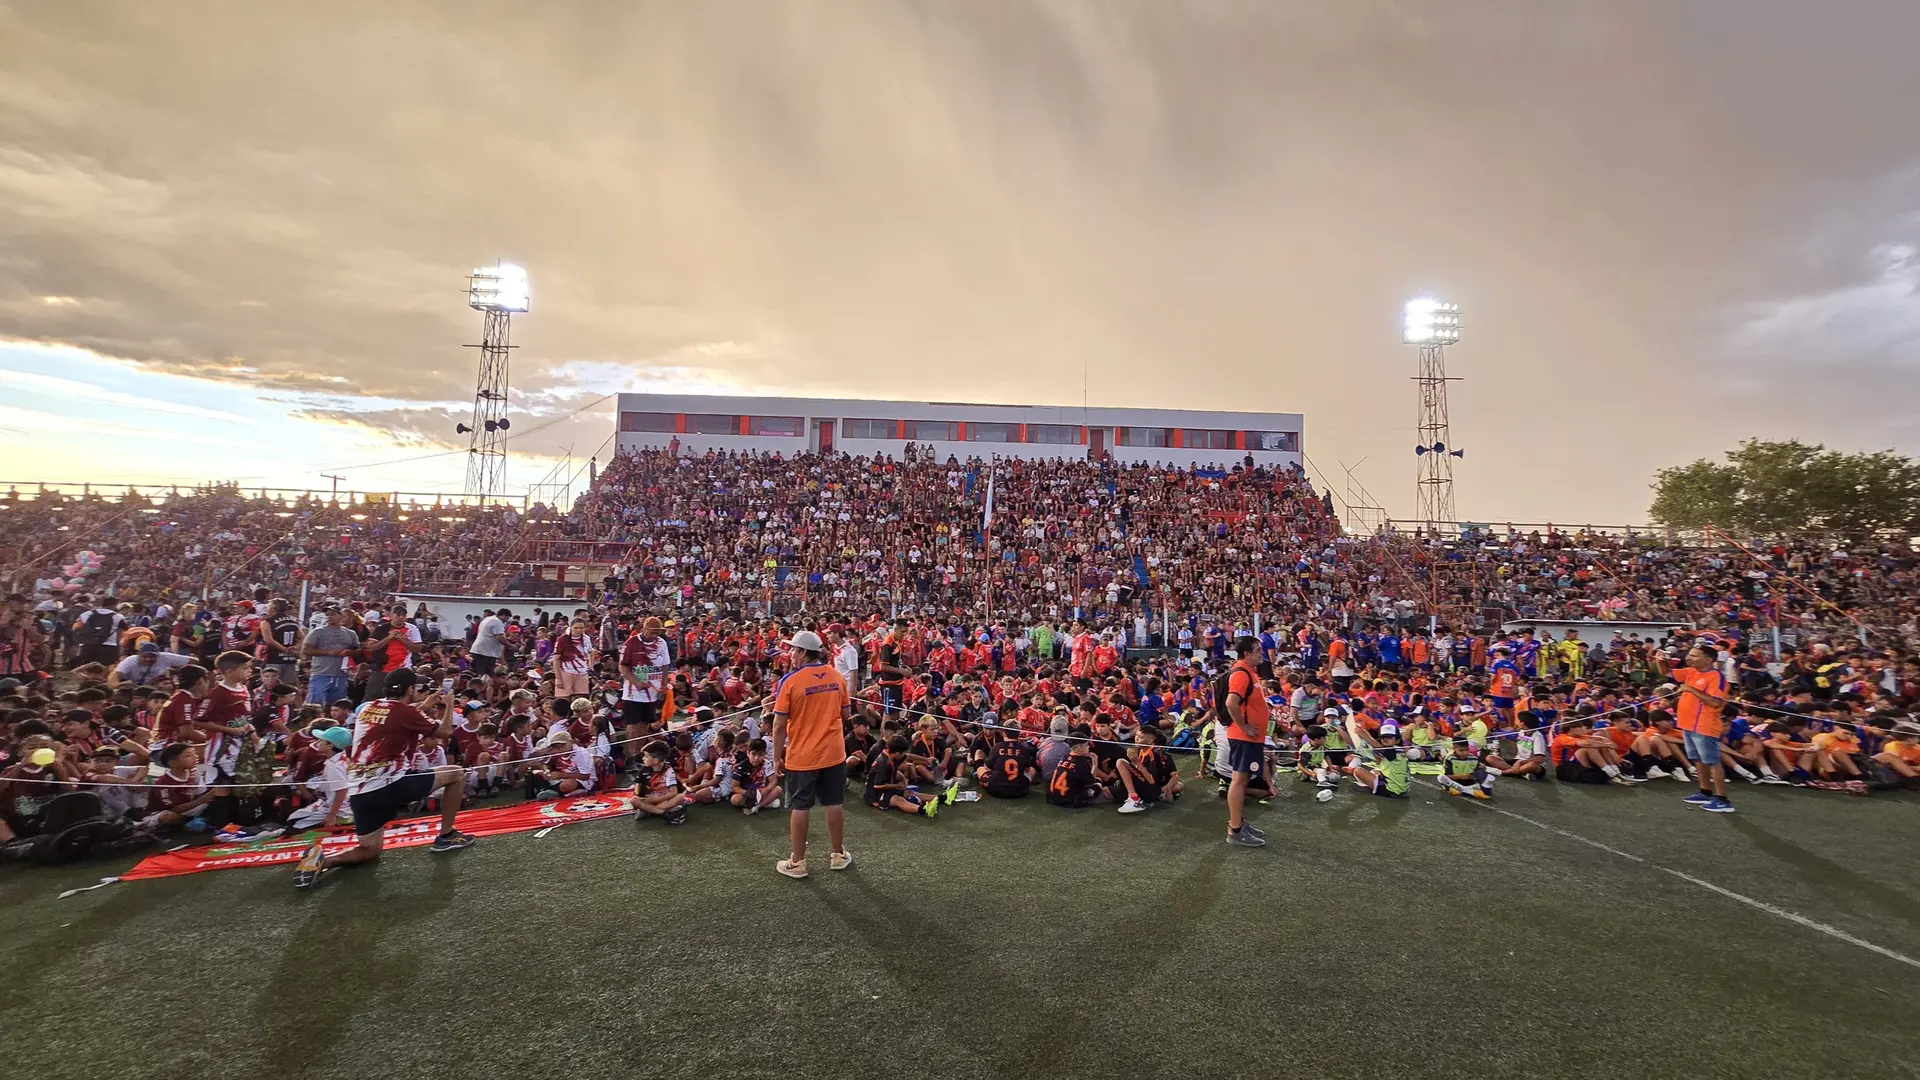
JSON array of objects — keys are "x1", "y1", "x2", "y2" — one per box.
[{"x1": 292, "y1": 668, "x2": 476, "y2": 889}]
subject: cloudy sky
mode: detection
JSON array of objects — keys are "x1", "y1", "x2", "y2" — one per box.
[{"x1": 2, "y1": 0, "x2": 1917, "y2": 521}]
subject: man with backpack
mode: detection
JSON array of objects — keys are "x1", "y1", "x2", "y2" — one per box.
[
  {"x1": 71, "y1": 596, "x2": 124, "y2": 669},
  {"x1": 1220, "y1": 636, "x2": 1271, "y2": 848}
]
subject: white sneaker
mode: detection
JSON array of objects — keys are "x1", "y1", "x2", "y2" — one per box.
[
  {"x1": 1118, "y1": 797, "x2": 1148, "y2": 814},
  {"x1": 1645, "y1": 766, "x2": 1670, "y2": 780},
  {"x1": 1315, "y1": 788, "x2": 1334, "y2": 803},
  {"x1": 1672, "y1": 770, "x2": 1694, "y2": 783}
]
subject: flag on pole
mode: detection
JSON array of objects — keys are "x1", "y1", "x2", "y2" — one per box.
[{"x1": 982, "y1": 464, "x2": 996, "y2": 537}]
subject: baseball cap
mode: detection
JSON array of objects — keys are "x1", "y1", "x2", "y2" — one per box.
[
  {"x1": 318, "y1": 726, "x2": 354, "y2": 750},
  {"x1": 138, "y1": 641, "x2": 159, "y2": 652},
  {"x1": 384, "y1": 668, "x2": 420, "y2": 694},
  {"x1": 786, "y1": 629, "x2": 824, "y2": 652},
  {"x1": 1377, "y1": 722, "x2": 1401, "y2": 738}
]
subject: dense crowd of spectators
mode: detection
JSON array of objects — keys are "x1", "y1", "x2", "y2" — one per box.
[
  {"x1": 578, "y1": 448, "x2": 1340, "y2": 623},
  {"x1": 0, "y1": 446, "x2": 1917, "y2": 867},
  {"x1": 3, "y1": 453, "x2": 1917, "y2": 678}
]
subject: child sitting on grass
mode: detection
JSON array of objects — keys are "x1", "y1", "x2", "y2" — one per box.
[
  {"x1": 1294, "y1": 724, "x2": 1340, "y2": 803},
  {"x1": 730, "y1": 739, "x2": 783, "y2": 815},
  {"x1": 682, "y1": 729, "x2": 735, "y2": 804},
  {"x1": 1046, "y1": 738, "x2": 1107, "y2": 809},
  {"x1": 629, "y1": 743, "x2": 688, "y2": 825},
  {"x1": 1437, "y1": 736, "x2": 1496, "y2": 801},
  {"x1": 863, "y1": 735, "x2": 939, "y2": 817},
  {"x1": 1344, "y1": 722, "x2": 1412, "y2": 799}
]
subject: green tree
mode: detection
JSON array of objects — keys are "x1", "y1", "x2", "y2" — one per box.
[{"x1": 1649, "y1": 438, "x2": 1920, "y2": 537}]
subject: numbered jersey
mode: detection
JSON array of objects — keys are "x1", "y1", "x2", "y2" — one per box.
[{"x1": 986, "y1": 741, "x2": 1036, "y2": 796}]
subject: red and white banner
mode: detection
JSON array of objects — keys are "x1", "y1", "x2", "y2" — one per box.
[{"x1": 121, "y1": 791, "x2": 637, "y2": 880}]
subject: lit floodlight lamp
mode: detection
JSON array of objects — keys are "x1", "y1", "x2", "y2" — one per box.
[
  {"x1": 469, "y1": 263, "x2": 531, "y2": 313},
  {"x1": 1402, "y1": 296, "x2": 1461, "y2": 345}
]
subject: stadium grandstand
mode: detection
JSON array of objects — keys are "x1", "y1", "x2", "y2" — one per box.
[{"x1": 614, "y1": 393, "x2": 1303, "y2": 469}]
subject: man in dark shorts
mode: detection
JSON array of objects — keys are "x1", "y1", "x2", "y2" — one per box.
[
  {"x1": 292, "y1": 668, "x2": 476, "y2": 889},
  {"x1": 771, "y1": 630, "x2": 854, "y2": 879},
  {"x1": 618, "y1": 616, "x2": 672, "y2": 768},
  {"x1": 1221, "y1": 636, "x2": 1271, "y2": 847}
]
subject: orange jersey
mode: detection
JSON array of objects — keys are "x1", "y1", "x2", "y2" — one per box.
[
  {"x1": 1549, "y1": 732, "x2": 1581, "y2": 766},
  {"x1": 1812, "y1": 731, "x2": 1860, "y2": 756},
  {"x1": 1671, "y1": 667, "x2": 1729, "y2": 739},
  {"x1": 772, "y1": 663, "x2": 851, "y2": 771},
  {"x1": 1225, "y1": 662, "x2": 1269, "y2": 743}
]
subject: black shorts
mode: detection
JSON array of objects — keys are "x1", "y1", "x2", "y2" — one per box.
[
  {"x1": 621, "y1": 699, "x2": 662, "y2": 730},
  {"x1": 865, "y1": 788, "x2": 917, "y2": 810},
  {"x1": 984, "y1": 783, "x2": 1030, "y2": 800},
  {"x1": 786, "y1": 762, "x2": 848, "y2": 810},
  {"x1": 1555, "y1": 761, "x2": 1608, "y2": 785},
  {"x1": 1048, "y1": 786, "x2": 1103, "y2": 808},
  {"x1": 347, "y1": 771, "x2": 437, "y2": 836},
  {"x1": 468, "y1": 653, "x2": 498, "y2": 675},
  {"x1": 1226, "y1": 738, "x2": 1266, "y2": 777},
  {"x1": 1111, "y1": 780, "x2": 1162, "y2": 804}
]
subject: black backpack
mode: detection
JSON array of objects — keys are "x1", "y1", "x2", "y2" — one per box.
[
  {"x1": 79, "y1": 610, "x2": 117, "y2": 648},
  {"x1": 1213, "y1": 665, "x2": 1240, "y2": 723},
  {"x1": 0, "y1": 792, "x2": 152, "y2": 867}
]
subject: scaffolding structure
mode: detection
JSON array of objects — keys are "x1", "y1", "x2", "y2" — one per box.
[{"x1": 460, "y1": 263, "x2": 529, "y2": 498}]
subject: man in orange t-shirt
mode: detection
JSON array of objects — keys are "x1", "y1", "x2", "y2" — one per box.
[
  {"x1": 1221, "y1": 636, "x2": 1270, "y2": 848},
  {"x1": 771, "y1": 629, "x2": 854, "y2": 879},
  {"x1": 1660, "y1": 644, "x2": 1733, "y2": 812}
]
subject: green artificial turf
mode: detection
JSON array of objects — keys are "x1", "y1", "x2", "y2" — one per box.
[{"x1": 2, "y1": 777, "x2": 1917, "y2": 1080}]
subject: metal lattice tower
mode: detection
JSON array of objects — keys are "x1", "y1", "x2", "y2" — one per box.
[
  {"x1": 1414, "y1": 342, "x2": 1457, "y2": 527},
  {"x1": 1404, "y1": 297, "x2": 1463, "y2": 533},
  {"x1": 463, "y1": 309, "x2": 513, "y2": 495},
  {"x1": 460, "y1": 264, "x2": 529, "y2": 498}
]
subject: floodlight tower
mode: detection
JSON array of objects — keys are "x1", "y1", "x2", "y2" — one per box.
[
  {"x1": 459, "y1": 263, "x2": 529, "y2": 497},
  {"x1": 1403, "y1": 297, "x2": 1463, "y2": 531}
]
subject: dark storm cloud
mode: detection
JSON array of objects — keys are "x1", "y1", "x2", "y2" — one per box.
[{"x1": 1, "y1": 0, "x2": 1918, "y2": 517}]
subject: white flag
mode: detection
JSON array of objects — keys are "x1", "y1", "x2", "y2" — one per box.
[{"x1": 982, "y1": 465, "x2": 996, "y2": 535}]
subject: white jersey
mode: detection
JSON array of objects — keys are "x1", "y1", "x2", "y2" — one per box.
[
  {"x1": 620, "y1": 635, "x2": 672, "y2": 703},
  {"x1": 290, "y1": 754, "x2": 355, "y2": 829}
]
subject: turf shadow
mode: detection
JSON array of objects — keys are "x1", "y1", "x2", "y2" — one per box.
[
  {"x1": 1727, "y1": 815, "x2": 1920, "y2": 930},
  {"x1": 247, "y1": 855, "x2": 459, "y2": 1074},
  {"x1": 0, "y1": 882, "x2": 153, "y2": 1015},
  {"x1": 807, "y1": 853, "x2": 1223, "y2": 1080}
]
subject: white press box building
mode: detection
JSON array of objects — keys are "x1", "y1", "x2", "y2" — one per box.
[{"x1": 613, "y1": 394, "x2": 1303, "y2": 470}]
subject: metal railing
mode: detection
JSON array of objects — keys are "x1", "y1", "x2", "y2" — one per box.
[
  {"x1": 0, "y1": 481, "x2": 554, "y2": 511},
  {"x1": 1379, "y1": 520, "x2": 1671, "y2": 541}
]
